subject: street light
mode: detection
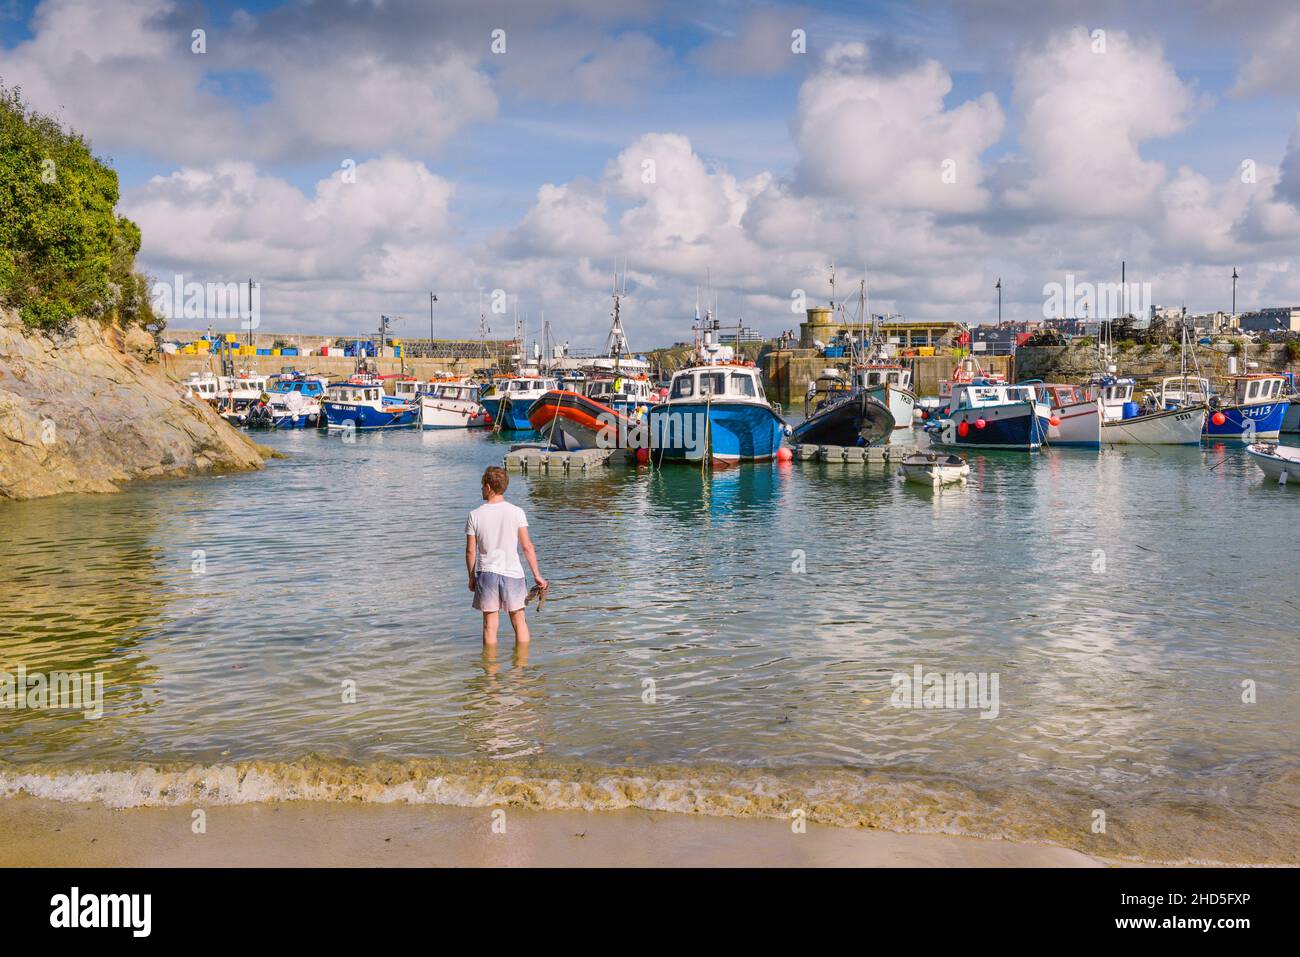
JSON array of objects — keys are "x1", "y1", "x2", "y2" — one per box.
[{"x1": 429, "y1": 293, "x2": 437, "y2": 355}]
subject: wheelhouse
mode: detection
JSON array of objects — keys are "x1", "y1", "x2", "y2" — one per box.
[
  {"x1": 667, "y1": 366, "x2": 766, "y2": 402},
  {"x1": 950, "y1": 381, "x2": 1039, "y2": 410},
  {"x1": 1158, "y1": 375, "x2": 1212, "y2": 407},
  {"x1": 1229, "y1": 374, "x2": 1287, "y2": 404},
  {"x1": 853, "y1": 365, "x2": 912, "y2": 390},
  {"x1": 328, "y1": 383, "x2": 383, "y2": 404}
]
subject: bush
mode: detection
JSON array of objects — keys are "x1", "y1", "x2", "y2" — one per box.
[
  {"x1": 0, "y1": 84, "x2": 155, "y2": 333},
  {"x1": 1286, "y1": 340, "x2": 1300, "y2": 363}
]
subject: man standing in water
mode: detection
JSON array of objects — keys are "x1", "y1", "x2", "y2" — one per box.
[{"x1": 466, "y1": 466, "x2": 547, "y2": 646}]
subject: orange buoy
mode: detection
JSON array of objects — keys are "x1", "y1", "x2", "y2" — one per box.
[
  {"x1": 776, "y1": 447, "x2": 793, "y2": 462},
  {"x1": 1211, "y1": 411, "x2": 1227, "y2": 426}
]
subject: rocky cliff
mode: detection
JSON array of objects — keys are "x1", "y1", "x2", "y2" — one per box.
[{"x1": 0, "y1": 309, "x2": 265, "y2": 501}]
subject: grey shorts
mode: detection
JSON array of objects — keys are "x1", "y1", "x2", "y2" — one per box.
[{"x1": 473, "y1": 572, "x2": 527, "y2": 613}]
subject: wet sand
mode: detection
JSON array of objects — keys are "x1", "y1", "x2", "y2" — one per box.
[{"x1": 0, "y1": 796, "x2": 1105, "y2": 867}]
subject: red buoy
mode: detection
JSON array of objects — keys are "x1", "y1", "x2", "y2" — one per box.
[
  {"x1": 776, "y1": 447, "x2": 793, "y2": 462},
  {"x1": 957, "y1": 421, "x2": 970, "y2": 438},
  {"x1": 975, "y1": 418, "x2": 987, "y2": 430},
  {"x1": 1211, "y1": 411, "x2": 1227, "y2": 427},
  {"x1": 1049, "y1": 416, "x2": 1061, "y2": 427},
  {"x1": 635, "y1": 447, "x2": 651, "y2": 464}
]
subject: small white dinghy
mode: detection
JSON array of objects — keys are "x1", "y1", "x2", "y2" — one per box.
[
  {"x1": 1246, "y1": 443, "x2": 1300, "y2": 485},
  {"x1": 900, "y1": 450, "x2": 970, "y2": 486}
]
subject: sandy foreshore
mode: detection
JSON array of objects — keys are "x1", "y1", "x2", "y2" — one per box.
[{"x1": 0, "y1": 796, "x2": 1105, "y2": 867}]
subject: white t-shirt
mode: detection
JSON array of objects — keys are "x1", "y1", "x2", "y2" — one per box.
[{"x1": 465, "y1": 501, "x2": 529, "y2": 578}]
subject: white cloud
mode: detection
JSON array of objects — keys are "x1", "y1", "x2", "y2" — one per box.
[
  {"x1": 1003, "y1": 28, "x2": 1193, "y2": 218},
  {"x1": 1232, "y1": 11, "x2": 1300, "y2": 98},
  {"x1": 792, "y1": 42, "x2": 1005, "y2": 212}
]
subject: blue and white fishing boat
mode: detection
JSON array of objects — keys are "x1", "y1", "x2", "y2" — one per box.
[
  {"x1": 925, "y1": 379, "x2": 1052, "y2": 451},
  {"x1": 1201, "y1": 374, "x2": 1290, "y2": 441},
  {"x1": 648, "y1": 321, "x2": 786, "y2": 464},
  {"x1": 322, "y1": 379, "x2": 420, "y2": 430},
  {"x1": 481, "y1": 375, "x2": 559, "y2": 431},
  {"x1": 264, "y1": 372, "x2": 329, "y2": 428}
]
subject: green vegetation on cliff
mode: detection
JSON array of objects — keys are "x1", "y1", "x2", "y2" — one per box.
[{"x1": 0, "y1": 84, "x2": 155, "y2": 332}]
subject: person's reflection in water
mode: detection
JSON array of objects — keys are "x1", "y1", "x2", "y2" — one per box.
[{"x1": 464, "y1": 641, "x2": 542, "y2": 757}]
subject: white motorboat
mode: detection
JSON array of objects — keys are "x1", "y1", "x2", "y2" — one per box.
[
  {"x1": 420, "y1": 379, "x2": 490, "y2": 429},
  {"x1": 900, "y1": 450, "x2": 970, "y2": 486},
  {"x1": 1246, "y1": 443, "x2": 1300, "y2": 485}
]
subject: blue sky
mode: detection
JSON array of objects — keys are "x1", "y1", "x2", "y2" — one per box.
[{"x1": 3, "y1": 0, "x2": 1300, "y2": 344}]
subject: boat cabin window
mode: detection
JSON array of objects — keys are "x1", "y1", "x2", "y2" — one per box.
[
  {"x1": 698, "y1": 372, "x2": 726, "y2": 396},
  {"x1": 729, "y1": 372, "x2": 757, "y2": 397},
  {"x1": 670, "y1": 375, "x2": 694, "y2": 399}
]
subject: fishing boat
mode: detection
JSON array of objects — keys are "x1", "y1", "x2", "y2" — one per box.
[
  {"x1": 1280, "y1": 374, "x2": 1300, "y2": 433},
  {"x1": 1089, "y1": 374, "x2": 1206, "y2": 445},
  {"x1": 184, "y1": 371, "x2": 221, "y2": 405},
  {"x1": 391, "y1": 376, "x2": 423, "y2": 404},
  {"x1": 481, "y1": 375, "x2": 560, "y2": 431},
  {"x1": 854, "y1": 361, "x2": 916, "y2": 429},
  {"x1": 528, "y1": 389, "x2": 632, "y2": 450},
  {"x1": 216, "y1": 371, "x2": 269, "y2": 424},
  {"x1": 648, "y1": 320, "x2": 787, "y2": 464},
  {"x1": 1038, "y1": 382, "x2": 1100, "y2": 448},
  {"x1": 924, "y1": 380, "x2": 1052, "y2": 451},
  {"x1": 322, "y1": 379, "x2": 420, "y2": 430},
  {"x1": 791, "y1": 390, "x2": 894, "y2": 447},
  {"x1": 420, "y1": 379, "x2": 490, "y2": 429},
  {"x1": 900, "y1": 450, "x2": 970, "y2": 486},
  {"x1": 263, "y1": 372, "x2": 329, "y2": 429},
  {"x1": 1202, "y1": 374, "x2": 1290, "y2": 440},
  {"x1": 1245, "y1": 442, "x2": 1300, "y2": 485}
]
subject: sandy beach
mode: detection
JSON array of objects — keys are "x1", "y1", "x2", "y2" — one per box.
[{"x1": 0, "y1": 796, "x2": 1105, "y2": 867}]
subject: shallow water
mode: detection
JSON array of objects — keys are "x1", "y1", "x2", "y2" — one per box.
[{"x1": 2, "y1": 427, "x2": 1298, "y2": 863}]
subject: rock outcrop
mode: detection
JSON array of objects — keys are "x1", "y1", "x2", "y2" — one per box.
[{"x1": 0, "y1": 309, "x2": 265, "y2": 501}]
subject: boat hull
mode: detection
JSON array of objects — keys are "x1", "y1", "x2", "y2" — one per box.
[
  {"x1": 483, "y1": 395, "x2": 537, "y2": 431},
  {"x1": 323, "y1": 401, "x2": 420, "y2": 430},
  {"x1": 529, "y1": 390, "x2": 628, "y2": 450},
  {"x1": 1282, "y1": 401, "x2": 1300, "y2": 434},
  {"x1": 866, "y1": 384, "x2": 916, "y2": 430},
  {"x1": 420, "y1": 395, "x2": 489, "y2": 429},
  {"x1": 791, "y1": 392, "x2": 894, "y2": 447},
  {"x1": 1246, "y1": 443, "x2": 1300, "y2": 483},
  {"x1": 932, "y1": 403, "x2": 1050, "y2": 451},
  {"x1": 649, "y1": 400, "x2": 786, "y2": 463},
  {"x1": 1102, "y1": 405, "x2": 1205, "y2": 445},
  {"x1": 1049, "y1": 399, "x2": 1101, "y2": 448},
  {"x1": 1204, "y1": 400, "x2": 1289, "y2": 440},
  {"x1": 900, "y1": 452, "x2": 970, "y2": 486}
]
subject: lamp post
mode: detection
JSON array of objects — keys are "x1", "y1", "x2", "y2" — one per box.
[
  {"x1": 429, "y1": 293, "x2": 437, "y2": 359},
  {"x1": 995, "y1": 277, "x2": 1002, "y2": 324},
  {"x1": 1231, "y1": 267, "x2": 1238, "y2": 320}
]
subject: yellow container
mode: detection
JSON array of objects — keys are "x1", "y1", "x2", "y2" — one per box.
[
  {"x1": 224, "y1": 333, "x2": 238, "y2": 343},
  {"x1": 181, "y1": 345, "x2": 196, "y2": 355},
  {"x1": 918, "y1": 346, "x2": 935, "y2": 357},
  {"x1": 271, "y1": 348, "x2": 282, "y2": 356}
]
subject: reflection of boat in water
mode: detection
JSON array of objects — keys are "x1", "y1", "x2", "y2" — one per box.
[
  {"x1": 900, "y1": 450, "x2": 969, "y2": 486},
  {"x1": 1245, "y1": 442, "x2": 1300, "y2": 484},
  {"x1": 791, "y1": 390, "x2": 894, "y2": 446}
]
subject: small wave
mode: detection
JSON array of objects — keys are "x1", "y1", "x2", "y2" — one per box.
[{"x1": 0, "y1": 757, "x2": 1293, "y2": 866}]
